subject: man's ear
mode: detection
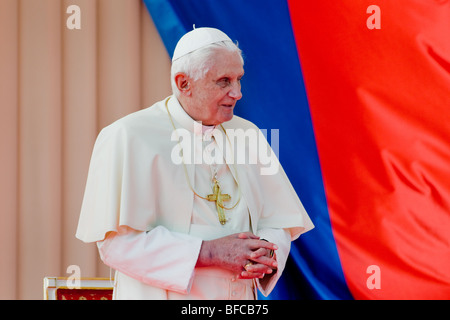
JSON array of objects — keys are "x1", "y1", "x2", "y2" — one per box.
[{"x1": 174, "y1": 73, "x2": 191, "y2": 96}]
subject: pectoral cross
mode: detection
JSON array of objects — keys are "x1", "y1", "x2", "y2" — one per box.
[{"x1": 207, "y1": 178, "x2": 231, "y2": 225}]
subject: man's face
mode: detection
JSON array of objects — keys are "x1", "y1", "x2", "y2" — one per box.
[{"x1": 184, "y1": 49, "x2": 244, "y2": 126}]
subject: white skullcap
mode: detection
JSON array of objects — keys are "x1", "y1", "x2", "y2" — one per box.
[{"x1": 172, "y1": 27, "x2": 232, "y2": 61}]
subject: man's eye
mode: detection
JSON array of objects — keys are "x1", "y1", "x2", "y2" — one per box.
[{"x1": 217, "y1": 78, "x2": 230, "y2": 87}]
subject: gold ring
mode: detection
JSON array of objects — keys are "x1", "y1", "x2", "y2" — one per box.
[{"x1": 244, "y1": 262, "x2": 253, "y2": 271}]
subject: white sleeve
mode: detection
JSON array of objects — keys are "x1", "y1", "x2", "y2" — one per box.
[
  {"x1": 97, "y1": 225, "x2": 203, "y2": 294},
  {"x1": 255, "y1": 228, "x2": 292, "y2": 297}
]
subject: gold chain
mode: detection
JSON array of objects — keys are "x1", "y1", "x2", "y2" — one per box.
[{"x1": 165, "y1": 97, "x2": 242, "y2": 210}]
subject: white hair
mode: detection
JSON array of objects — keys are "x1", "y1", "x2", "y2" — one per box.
[{"x1": 170, "y1": 41, "x2": 243, "y2": 97}]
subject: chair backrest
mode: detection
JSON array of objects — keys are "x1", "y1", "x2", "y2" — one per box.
[{"x1": 43, "y1": 277, "x2": 114, "y2": 300}]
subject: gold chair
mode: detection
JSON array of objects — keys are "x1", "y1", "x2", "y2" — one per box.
[{"x1": 43, "y1": 277, "x2": 114, "y2": 300}]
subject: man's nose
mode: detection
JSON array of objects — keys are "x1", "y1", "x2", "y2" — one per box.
[{"x1": 228, "y1": 82, "x2": 242, "y2": 100}]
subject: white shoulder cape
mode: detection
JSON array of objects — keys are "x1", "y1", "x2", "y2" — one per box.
[{"x1": 76, "y1": 96, "x2": 314, "y2": 243}]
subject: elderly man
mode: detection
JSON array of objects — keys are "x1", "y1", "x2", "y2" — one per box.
[{"x1": 76, "y1": 27, "x2": 313, "y2": 299}]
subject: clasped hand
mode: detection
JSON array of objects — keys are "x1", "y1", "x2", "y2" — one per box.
[{"x1": 196, "y1": 232, "x2": 278, "y2": 279}]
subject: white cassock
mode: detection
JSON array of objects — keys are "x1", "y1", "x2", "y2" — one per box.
[{"x1": 76, "y1": 96, "x2": 314, "y2": 299}]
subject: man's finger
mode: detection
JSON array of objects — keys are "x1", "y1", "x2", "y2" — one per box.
[
  {"x1": 244, "y1": 262, "x2": 274, "y2": 274},
  {"x1": 247, "y1": 239, "x2": 278, "y2": 251},
  {"x1": 250, "y1": 255, "x2": 278, "y2": 269},
  {"x1": 250, "y1": 248, "x2": 269, "y2": 259},
  {"x1": 238, "y1": 270, "x2": 266, "y2": 279}
]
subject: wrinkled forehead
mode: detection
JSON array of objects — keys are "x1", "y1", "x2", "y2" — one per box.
[{"x1": 205, "y1": 49, "x2": 245, "y2": 77}]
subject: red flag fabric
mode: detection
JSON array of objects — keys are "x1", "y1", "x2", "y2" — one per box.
[{"x1": 288, "y1": 0, "x2": 450, "y2": 299}]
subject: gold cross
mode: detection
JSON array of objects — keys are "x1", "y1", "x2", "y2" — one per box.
[{"x1": 207, "y1": 179, "x2": 231, "y2": 225}]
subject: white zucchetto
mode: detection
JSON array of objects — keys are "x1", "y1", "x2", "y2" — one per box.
[{"x1": 172, "y1": 27, "x2": 232, "y2": 61}]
